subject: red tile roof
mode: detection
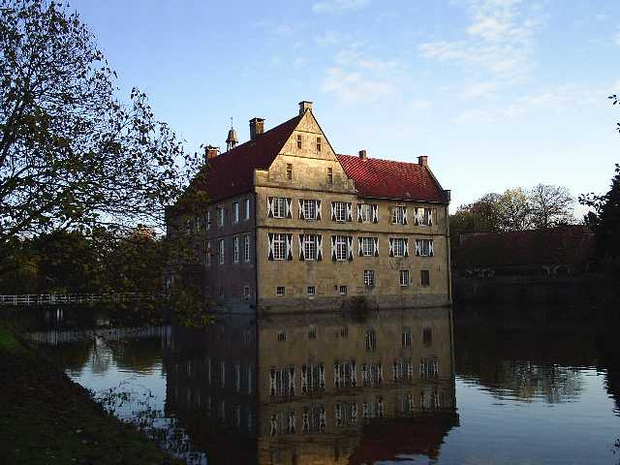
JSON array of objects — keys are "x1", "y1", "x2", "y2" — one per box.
[
  {"x1": 337, "y1": 154, "x2": 447, "y2": 202},
  {"x1": 192, "y1": 115, "x2": 301, "y2": 202}
]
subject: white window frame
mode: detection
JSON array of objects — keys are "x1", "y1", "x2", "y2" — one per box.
[
  {"x1": 332, "y1": 201, "x2": 347, "y2": 222},
  {"x1": 217, "y1": 207, "x2": 224, "y2": 227},
  {"x1": 358, "y1": 204, "x2": 371, "y2": 223},
  {"x1": 307, "y1": 286, "x2": 316, "y2": 296},
  {"x1": 233, "y1": 236, "x2": 240, "y2": 263},
  {"x1": 364, "y1": 270, "x2": 375, "y2": 288},
  {"x1": 334, "y1": 236, "x2": 347, "y2": 261},
  {"x1": 276, "y1": 286, "x2": 286, "y2": 296},
  {"x1": 233, "y1": 202, "x2": 240, "y2": 223},
  {"x1": 400, "y1": 269, "x2": 410, "y2": 287},
  {"x1": 272, "y1": 233, "x2": 287, "y2": 261},
  {"x1": 244, "y1": 198, "x2": 251, "y2": 221},
  {"x1": 360, "y1": 237, "x2": 373, "y2": 256},
  {"x1": 339, "y1": 285, "x2": 347, "y2": 295},
  {"x1": 243, "y1": 285, "x2": 251, "y2": 300},
  {"x1": 415, "y1": 239, "x2": 434, "y2": 257},
  {"x1": 273, "y1": 197, "x2": 287, "y2": 218},
  {"x1": 392, "y1": 205, "x2": 407, "y2": 225},
  {"x1": 218, "y1": 239, "x2": 225, "y2": 265},
  {"x1": 243, "y1": 234, "x2": 251, "y2": 262},
  {"x1": 205, "y1": 211, "x2": 211, "y2": 230},
  {"x1": 300, "y1": 199, "x2": 319, "y2": 220},
  {"x1": 304, "y1": 234, "x2": 318, "y2": 260},
  {"x1": 393, "y1": 238, "x2": 406, "y2": 257},
  {"x1": 415, "y1": 207, "x2": 433, "y2": 226}
]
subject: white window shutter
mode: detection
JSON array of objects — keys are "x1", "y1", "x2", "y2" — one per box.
[
  {"x1": 286, "y1": 198, "x2": 293, "y2": 218},
  {"x1": 268, "y1": 233, "x2": 274, "y2": 260},
  {"x1": 347, "y1": 236, "x2": 354, "y2": 260},
  {"x1": 298, "y1": 200, "x2": 304, "y2": 219},
  {"x1": 403, "y1": 207, "x2": 408, "y2": 225},
  {"x1": 358, "y1": 237, "x2": 362, "y2": 256},
  {"x1": 297, "y1": 235, "x2": 304, "y2": 260},
  {"x1": 286, "y1": 234, "x2": 293, "y2": 260},
  {"x1": 331, "y1": 236, "x2": 336, "y2": 261},
  {"x1": 357, "y1": 204, "x2": 362, "y2": 222},
  {"x1": 316, "y1": 200, "x2": 322, "y2": 220},
  {"x1": 267, "y1": 197, "x2": 274, "y2": 218},
  {"x1": 317, "y1": 235, "x2": 323, "y2": 261},
  {"x1": 372, "y1": 205, "x2": 379, "y2": 223},
  {"x1": 429, "y1": 240, "x2": 434, "y2": 256},
  {"x1": 404, "y1": 238, "x2": 409, "y2": 257},
  {"x1": 373, "y1": 237, "x2": 379, "y2": 256},
  {"x1": 330, "y1": 202, "x2": 335, "y2": 221},
  {"x1": 388, "y1": 238, "x2": 394, "y2": 257},
  {"x1": 301, "y1": 366, "x2": 308, "y2": 392},
  {"x1": 429, "y1": 209, "x2": 433, "y2": 226},
  {"x1": 269, "y1": 369, "x2": 276, "y2": 395},
  {"x1": 414, "y1": 208, "x2": 420, "y2": 225},
  {"x1": 346, "y1": 203, "x2": 353, "y2": 222},
  {"x1": 415, "y1": 239, "x2": 421, "y2": 256}
]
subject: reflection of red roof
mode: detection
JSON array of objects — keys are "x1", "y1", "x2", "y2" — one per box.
[
  {"x1": 455, "y1": 226, "x2": 594, "y2": 269},
  {"x1": 337, "y1": 154, "x2": 446, "y2": 202},
  {"x1": 348, "y1": 414, "x2": 458, "y2": 464},
  {"x1": 193, "y1": 115, "x2": 301, "y2": 202}
]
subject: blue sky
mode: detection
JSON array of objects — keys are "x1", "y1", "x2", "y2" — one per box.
[{"x1": 71, "y1": 0, "x2": 620, "y2": 211}]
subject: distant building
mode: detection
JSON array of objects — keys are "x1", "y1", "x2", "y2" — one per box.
[
  {"x1": 454, "y1": 225, "x2": 595, "y2": 278},
  {"x1": 167, "y1": 101, "x2": 452, "y2": 313}
]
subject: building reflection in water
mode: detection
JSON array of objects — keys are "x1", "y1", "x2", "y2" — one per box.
[{"x1": 162, "y1": 307, "x2": 458, "y2": 464}]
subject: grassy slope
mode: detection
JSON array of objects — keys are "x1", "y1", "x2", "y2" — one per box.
[{"x1": 0, "y1": 323, "x2": 181, "y2": 465}]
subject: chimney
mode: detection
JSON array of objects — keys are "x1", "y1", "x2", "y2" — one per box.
[
  {"x1": 298, "y1": 100, "x2": 313, "y2": 115},
  {"x1": 418, "y1": 155, "x2": 428, "y2": 167},
  {"x1": 358, "y1": 149, "x2": 367, "y2": 159},
  {"x1": 249, "y1": 117, "x2": 264, "y2": 141},
  {"x1": 206, "y1": 145, "x2": 219, "y2": 160}
]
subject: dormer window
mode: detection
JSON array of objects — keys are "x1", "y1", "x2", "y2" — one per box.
[{"x1": 296, "y1": 134, "x2": 302, "y2": 149}]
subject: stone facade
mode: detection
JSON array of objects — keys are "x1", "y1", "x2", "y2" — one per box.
[{"x1": 169, "y1": 102, "x2": 451, "y2": 314}]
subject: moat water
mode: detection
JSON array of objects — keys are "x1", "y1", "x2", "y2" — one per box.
[{"x1": 28, "y1": 306, "x2": 620, "y2": 464}]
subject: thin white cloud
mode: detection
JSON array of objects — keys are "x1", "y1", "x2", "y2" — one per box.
[
  {"x1": 312, "y1": 0, "x2": 370, "y2": 14},
  {"x1": 419, "y1": 0, "x2": 541, "y2": 81},
  {"x1": 614, "y1": 30, "x2": 620, "y2": 46},
  {"x1": 463, "y1": 81, "x2": 498, "y2": 98},
  {"x1": 321, "y1": 66, "x2": 396, "y2": 104}
]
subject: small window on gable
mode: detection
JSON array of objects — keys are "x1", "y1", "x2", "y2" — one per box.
[
  {"x1": 316, "y1": 137, "x2": 322, "y2": 152},
  {"x1": 327, "y1": 167, "x2": 333, "y2": 184},
  {"x1": 286, "y1": 163, "x2": 293, "y2": 180},
  {"x1": 296, "y1": 134, "x2": 302, "y2": 149}
]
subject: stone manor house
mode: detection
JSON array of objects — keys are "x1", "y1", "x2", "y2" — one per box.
[{"x1": 167, "y1": 101, "x2": 452, "y2": 313}]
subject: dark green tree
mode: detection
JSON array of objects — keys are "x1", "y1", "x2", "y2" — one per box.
[{"x1": 0, "y1": 0, "x2": 200, "y2": 254}]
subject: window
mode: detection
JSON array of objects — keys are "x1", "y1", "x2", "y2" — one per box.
[
  {"x1": 219, "y1": 286, "x2": 224, "y2": 298},
  {"x1": 392, "y1": 205, "x2": 407, "y2": 224},
  {"x1": 400, "y1": 269, "x2": 410, "y2": 287},
  {"x1": 308, "y1": 326, "x2": 317, "y2": 339},
  {"x1": 316, "y1": 137, "x2": 322, "y2": 152},
  {"x1": 277, "y1": 331, "x2": 287, "y2": 342},
  {"x1": 217, "y1": 207, "x2": 224, "y2": 227},
  {"x1": 205, "y1": 243, "x2": 212, "y2": 267},
  {"x1": 423, "y1": 328, "x2": 432, "y2": 347},
  {"x1": 269, "y1": 366, "x2": 295, "y2": 397},
  {"x1": 243, "y1": 198, "x2": 251, "y2": 220},
  {"x1": 307, "y1": 286, "x2": 316, "y2": 296},
  {"x1": 334, "y1": 360, "x2": 357, "y2": 389},
  {"x1": 300, "y1": 234, "x2": 321, "y2": 260},
  {"x1": 243, "y1": 235, "x2": 251, "y2": 262},
  {"x1": 415, "y1": 239, "x2": 434, "y2": 257},
  {"x1": 339, "y1": 285, "x2": 347, "y2": 295},
  {"x1": 205, "y1": 211, "x2": 211, "y2": 230},
  {"x1": 327, "y1": 167, "x2": 332, "y2": 184},
  {"x1": 364, "y1": 270, "x2": 375, "y2": 287},
  {"x1": 272, "y1": 197, "x2": 288, "y2": 218},
  {"x1": 276, "y1": 286, "x2": 286, "y2": 296},
  {"x1": 331, "y1": 201, "x2": 350, "y2": 222},
  {"x1": 340, "y1": 326, "x2": 349, "y2": 338},
  {"x1": 334, "y1": 236, "x2": 348, "y2": 261},
  {"x1": 243, "y1": 285, "x2": 251, "y2": 300},
  {"x1": 358, "y1": 237, "x2": 378, "y2": 257},
  {"x1": 402, "y1": 327, "x2": 412, "y2": 347},
  {"x1": 421, "y1": 269, "x2": 430, "y2": 287},
  {"x1": 415, "y1": 207, "x2": 433, "y2": 226},
  {"x1": 233, "y1": 236, "x2": 240, "y2": 263},
  {"x1": 233, "y1": 202, "x2": 240, "y2": 223},
  {"x1": 299, "y1": 199, "x2": 321, "y2": 220},
  {"x1": 296, "y1": 134, "x2": 302, "y2": 149},
  {"x1": 271, "y1": 233, "x2": 287, "y2": 261},
  {"x1": 286, "y1": 163, "x2": 293, "y2": 180},
  {"x1": 390, "y1": 238, "x2": 407, "y2": 257},
  {"x1": 218, "y1": 239, "x2": 225, "y2": 265},
  {"x1": 358, "y1": 203, "x2": 372, "y2": 223},
  {"x1": 301, "y1": 364, "x2": 326, "y2": 393},
  {"x1": 365, "y1": 329, "x2": 377, "y2": 351}
]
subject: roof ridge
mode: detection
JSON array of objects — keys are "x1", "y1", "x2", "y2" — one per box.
[{"x1": 337, "y1": 153, "x2": 422, "y2": 166}]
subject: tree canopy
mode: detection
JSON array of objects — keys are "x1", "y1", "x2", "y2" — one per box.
[{"x1": 0, "y1": 0, "x2": 200, "y2": 247}]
